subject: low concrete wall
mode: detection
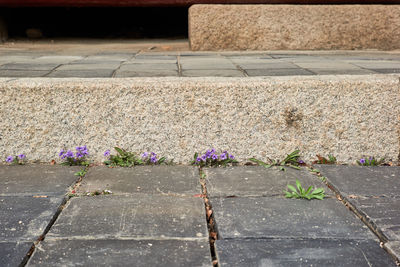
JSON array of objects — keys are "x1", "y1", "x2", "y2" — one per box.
[
  {"x1": 189, "y1": 5, "x2": 400, "y2": 50},
  {"x1": 0, "y1": 75, "x2": 399, "y2": 164}
]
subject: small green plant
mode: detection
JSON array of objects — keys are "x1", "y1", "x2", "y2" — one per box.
[
  {"x1": 86, "y1": 189, "x2": 112, "y2": 196},
  {"x1": 313, "y1": 154, "x2": 337, "y2": 164},
  {"x1": 59, "y1": 146, "x2": 90, "y2": 166},
  {"x1": 285, "y1": 179, "x2": 325, "y2": 200},
  {"x1": 190, "y1": 148, "x2": 238, "y2": 167},
  {"x1": 103, "y1": 147, "x2": 170, "y2": 167},
  {"x1": 74, "y1": 168, "x2": 87, "y2": 177},
  {"x1": 357, "y1": 157, "x2": 384, "y2": 166},
  {"x1": 5, "y1": 154, "x2": 27, "y2": 165},
  {"x1": 249, "y1": 150, "x2": 302, "y2": 171}
]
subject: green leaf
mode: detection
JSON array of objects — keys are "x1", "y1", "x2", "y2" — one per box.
[
  {"x1": 287, "y1": 184, "x2": 297, "y2": 193},
  {"x1": 288, "y1": 165, "x2": 301, "y2": 170},
  {"x1": 305, "y1": 186, "x2": 313, "y2": 195},
  {"x1": 114, "y1": 147, "x2": 124, "y2": 155},
  {"x1": 193, "y1": 152, "x2": 198, "y2": 161},
  {"x1": 311, "y1": 188, "x2": 324, "y2": 195},
  {"x1": 296, "y1": 179, "x2": 302, "y2": 191},
  {"x1": 158, "y1": 157, "x2": 166, "y2": 164}
]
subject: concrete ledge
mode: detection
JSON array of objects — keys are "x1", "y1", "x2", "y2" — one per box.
[
  {"x1": 0, "y1": 75, "x2": 399, "y2": 164},
  {"x1": 189, "y1": 5, "x2": 400, "y2": 50}
]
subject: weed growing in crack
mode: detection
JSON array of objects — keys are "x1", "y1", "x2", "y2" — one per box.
[
  {"x1": 191, "y1": 148, "x2": 238, "y2": 167},
  {"x1": 59, "y1": 146, "x2": 90, "y2": 166},
  {"x1": 249, "y1": 150, "x2": 302, "y2": 171},
  {"x1": 285, "y1": 179, "x2": 325, "y2": 200},
  {"x1": 104, "y1": 147, "x2": 171, "y2": 167},
  {"x1": 313, "y1": 154, "x2": 337, "y2": 164},
  {"x1": 5, "y1": 154, "x2": 27, "y2": 165},
  {"x1": 86, "y1": 189, "x2": 112, "y2": 196},
  {"x1": 357, "y1": 156, "x2": 385, "y2": 166},
  {"x1": 74, "y1": 168, "x2": 88, "y2": 177}
]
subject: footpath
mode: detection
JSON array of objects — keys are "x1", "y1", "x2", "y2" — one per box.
[{"x1": 1, "y1": 164, "x2": 399, "y2": 266}]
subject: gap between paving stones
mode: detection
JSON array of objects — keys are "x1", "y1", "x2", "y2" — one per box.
[{"x1": 18, "y1": 167, "x2": 85, "y2": 267}]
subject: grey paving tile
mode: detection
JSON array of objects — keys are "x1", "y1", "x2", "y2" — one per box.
[
  {"x1": 351, "y1": 61, "x2": 400, "y2": 69},
  {"x1": 238, "y1": 62, "x2": 299, "y2": 69},
  {"x1": 181, "y1": 63, "x2": 236, "y2": 70},
  {"x1": 78, "y1": 166, "x2": 201, "y2": 196},
  {"x1": 35, "y1": 56, "x2": 84, "y2": 63},
  {"x1": 46, "y1": 195, "x2": 208, "y2": 240},
  {"x1": 0, "y1": 241, "x2": 32, "y2": 267},
  {"x1": 0, "y1": 196, "x2": 63, "y2": 241},
  {"x1": 0, "y1": 70, "x2": 49, "y2": 77},
  {"x1": 349, "y1": 197, "x2": 400, "y2": 241},
  {"x1": 0, "y1": 165, "x2": 79, "y2": 196},
  {"x1": 294, "y1": 62, "x2": 362, "y2": 69},
  {"x1": 308, "y1": 68, "x2": 376, "y2": 75},
  {"x1": 46, "y1": 69, "x2": 114, "y2": 77},
  {"x1": 119, "y1": 63, "x2": 177, "y2": 71},
  {"x1": 134, "y1": 55, "x2": 177, "y2": 60},
  {"x1": 0, "y1": 63, "x2": 59, "y2": 71},
  {"x1": 55, "y1": 63, "x2": 120, "y2": 71},
  {"x1": 182, "y1": 69, "x2": 243, "y2": 77},
  {"x1": 114, "y1": 70, "x2": 178, "y2": 77},
  {"x1": 205, "y1": 166, "x2": 328, "y2": 197},
  {"x1": 28, "y1": 240, "x2": 211, "y2": 267},
  {"x1": 246, "y1": 68, "x2": 314, "y2": 76},
  {"x1": 385, "y1": 241, "x2": 400, "y2": 263},
  {"x1": 216, "y1": 239, "x2": 396, "y2": 267},
  {"x1": 318, "y1": 166, "x2": 400, "y2": 197},
  {"x1": 211, "y1": 197, "x2": 374, "y2": 240}
]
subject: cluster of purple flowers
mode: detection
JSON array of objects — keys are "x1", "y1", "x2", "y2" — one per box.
[
  {"x1": 358, "y1": 156, "x2": 383, "y2": 166},
  {"x1": 5, "y1": 154, "x2": 26, "y2": 164},
  {"x1": 141, "y1": 152, "x2": 159, "y2": 164},
  {"x1": 59, "y1": 146, "x2": 89, "y2": 165},
  {"x1": 193, "y1": 148, "x2": 237, "y2": 167}
]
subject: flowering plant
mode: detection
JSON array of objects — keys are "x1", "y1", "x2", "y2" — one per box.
[
  {"x1": 191, "y1": 148, "x2": 237, "y2": 167},
  {"x1": 59, "y1": 146, "x2": 90, "y2": 166},
  {"x1": 5, "y1": 154, "x2": 27, "y2": 165},
  {"x1": 357, "y1": 157, "x2": 384, "y2": 166}
]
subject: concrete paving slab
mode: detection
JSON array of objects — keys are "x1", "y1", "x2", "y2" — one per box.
[
  {"x1": 352, "y1": 61, "x2": 400, "y2": 69},
  {"x1": 371, "y1": 69, "x2": 400, "y2": 74},
  {"x1": 0, "y1": 63, "x2": 60, "y2": 71},
  {"x1": 349, "y1": 197, "x2": 400, "y2": 241},
  {"x1": 0, "y1": 70, "x2": 50, "y2": 77},
  {"x1": 46, "y1": 195, "x2": 208, "y2": 240},
  {"x1": 205, "y1": 166, "x2": 329, "y2": 197},
  {"x1": 35, "y1": 56, "x2": 84, "y2": 62},
  {"x1": 119, "y1": 63, "x2": 178, "y2": 71},
  {"x1": 78, "y1": 166, "x2": 201, "y2": 196},
  {"x1": 55, "y1": 63, "x2": 120, "y2": 71},
  {"x1": 129, "y1": 59, "x2": 178, "y2": 64},
  {"x1": 216, "y1": 239, "x2": 396, "y2": 266},
  {"x1": 317, "y1": 166, "x2": 400, "y2": 197},
  {"x1": 245, "y1": 68, "x2": 314, "y2": 76},
  {"x1": 182, "y1": 69, "x2": 243, "y2": 77},
  {"x1": 0, "y1": 196, "x2": 63, "y2": 241},
  {"x1": 211, "y1": 197, "x2": 374, "y2": 240},
  {"x1": 0, "y1": 165, "x2": 79, "y2": 196},
  {"x1": 114, "y1": 70, "x2": 179, "y2": 77},
  {"x1": 238, "y1": 62, "x2": 299, "y2": 69},
  {"x1": 46, "y1": 69, "x2": 114, "y2": 77},
  {"x1": 180, "y1": 64, "x2": 237, "y2": 70},
  {"x1": 0, "y1": 241, "x2": 32, "y2": 267},
  {"x1": 308, "y1": 69, "x2": 376, "y2": 75},
  {"x1": 28, "y1": 239, "x2": 211, "y2": 267},
  {"x1": 294, "y1": 62, "x2": 362, "y2": 70}
]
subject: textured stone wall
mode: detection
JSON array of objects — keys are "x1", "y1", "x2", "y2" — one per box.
[
  {"x1": 189, "y1": 5, "x2": 400, "y2": 50},
  {"x1": 0, "y1": 75, "x2": 399, "y2": 164}
]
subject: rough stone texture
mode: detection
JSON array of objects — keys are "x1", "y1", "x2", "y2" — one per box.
[
  {"x1": 318, "y1": 166, "x2": 400, "y2": 197},
  {"x1": 211, "y1": 197, "x2": 375, "y2": 240},
  {"x1": 0, "y1": 165, "x2": 80, "y2": 196},
  {"x1": 216, "y1": 239, "x2": 396, "y2": 266},
  {"x1": 0, "y1": 196, "x2": 62, "y2": 241},
  {"x1": 28, "y1": 239, "x2": 211, "y2": 267},
  {"x1": 0, "y1": 242, "x2": 32, "y2": 267},
  {"x1": 385, "y1": 241, "x2": 400, "y2": 263},
  {"x1": 205, "y1": 166, "x2": 331, "y2": 197},
  {"x1": 46, "y1": 195, "x2": 208, "y2": 240},
  {"x1": 0, "y1": 75, "x2": 399, "y2": 164},
  {"x1": 189, "y1": 5, "x2": 400, "y2": 50},
  {"x1": 78, "y1": 166, "x2": 201, "y2": 196}
]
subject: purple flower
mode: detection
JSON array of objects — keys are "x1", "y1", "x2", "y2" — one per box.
[
  {"x1": 150, "y1": 156, "x2": 158, "y2": 163},
  {"x1": 18, "y1": 154, "x2": 26, "y2": 159},
  {"x1": 229, "y1": 154, "x2": 235, "y2": 160},
  {"x1": 141, "y1": 152, "x2": 149, "y2": 158},
  {"x1": 205, "y1": 150, "x2": 212, "y2": 158},
  {"x1": 65, "y1": 150, "x2": 74, "y2": 158},
  {"x1": 151, "y1": 152, "x2": 156, "y2": 156},
  {"x1": 75, "y1": 152, "x2": 83, "y2": 159},
  {"x1": 210, "y1": 148, "x2": 216, "y2": 154},
  {"x1": 211, "y1": 154, "x2": 219, "y2": 160},
  {"x1": 196, "y1": 157, "x2": 202, "y2": 162},
  {"x1": 359, "y1": 158, "x2": 366, "y2": 164},
  {"x1": 59, "y1": 149, "x2": 65, "y2": 157},
  {"x1": 369, "y1": 157, "x2": 373, "y2": 161},
  {"x1": 298, "y1": 160, "x2": 304, "y2": 164},
  {"x1": 6, "y1": 156, "x2": 13, "y2": 163},
  {"x1": 220, "y1": 153, "x2": 227, "y2": 160},
  {"x1": 201, "y1": 154, "x2": 207, "y2": 161},
  {"x1": 104, "y1": 150, "x2": 110, "y2": 157}
]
